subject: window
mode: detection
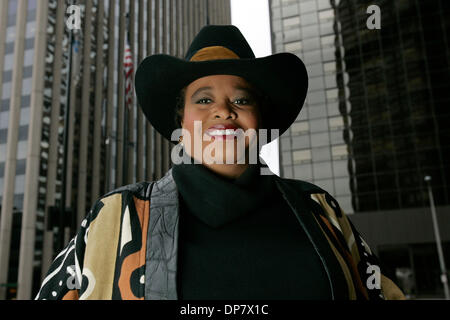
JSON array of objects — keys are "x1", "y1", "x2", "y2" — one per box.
[
  {"x1": 307, "y1": 63, "x2": 324, "y2": 77},
  {"x1": 309, "y1": 104, "x2": 327, "y2": 119},
  {"x1": 325, "y1": 75, "x2": 337, "y2": 88},
  {"x1": 334, "y1": 178, "x2": 351, "y2": 196},
  {"x1": 309, "y1": 76, "x2": 324, "y2": 91},
  {"x1": 285, "y1": 40, "x2": 302, "y2": 52},
  {"x1": 294, "y1": 164, "x2": 313, "y2": 180},
  {"x1": 293, "y1": 149, "x2": 312, "y2": 164},
  {"x1": 329, "y1": 116, "x2": 344, "y2": 130},
  {"x1": 332, "y1": 144, "x2": 348, "y2": 159},
  {"x1": 311, "y1": 132, "x2": 330, "y2": 147},
  {"x1": 292, "y1": 135, "x2": 310, "y2": 149},
  {"x1": 313, "y1": 162, "x2": 332, "y2": 179},
  {"x1": 308, "y1": 91, "x2": 326, "y2": 105},
  {"x1": 320, "y1": 35, "x2": 334, "y2": 46},
  {"x1": 300, "y1": 12, "x2": 318, "y2": 26},
  {"x1": 283, "y1": 29, "x2": 301, "y2": 42},
  {"x1": 300, "y1": 1, "x2": 316, "y2": 14},
  {"x1": 283, "y1": 16, "x2": 300, "y2": 28},
  {"x1": 291, "y1": 121, "x2": 309, "y2": 135},
  {"x1": 303, "y1": 37, "x2": 320, "y2": 51},
  {"x1": 312, "y1": 146, "x2": 331, "y2": 162},
  {"x1": 0, "y1": 112, "x2": 8, "y2": 129},
  {"x1": 17, "y1": 140, "x2": 28, "y2": 159},
  {"x1": 301, "y1": 25, "x2": 319, "y2": 39},
  {"x1": 326, "y1": 88, "x2": 338, "y2": 100},
  {"x1": 314, "y1": 179, "x2": 334, "y2": 194},
  {"x1": 14, "y1": 174, "x2": 25, "y2": 194},
  {"x1": 323, "y1": 62, "x2": 336, "y2": 73},
  {"x1": 333, "y1": 160, "x2": 348, "y2": 177},
  {"x1": 0, "y1": 145, "x2": 5, "y2": 162},
  {"x1": 319, "y1": 9, "x2": 334, "y2": 21},
  {"x1": 281, "y1": 151, "x2": 292, "y2": 165},
  {"x1": 282, "y1": 4, "x2": 299, "y2": 17},
  {"x1": 310, "y1": 118, "x2": 328, "y2": 133},
  {"x1": 303, "y1": 49, "x2": 322, "y2": 64}
]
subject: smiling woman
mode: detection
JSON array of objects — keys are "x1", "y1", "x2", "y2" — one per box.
[
  {"x1": 35, "y1": 25, "x2": 405, "y2": 301},
  {"x1": 178, "y1": 74, "x2": 263, "y2": 179}
]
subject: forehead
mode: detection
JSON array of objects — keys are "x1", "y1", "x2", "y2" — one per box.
[{"x1": 186, "y1": 74, "x2": 252, "y2": 93}]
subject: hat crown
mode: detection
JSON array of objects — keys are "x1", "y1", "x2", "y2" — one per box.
[{"x1": 184, "y1": 25, "x2": 256, "y2": 61}]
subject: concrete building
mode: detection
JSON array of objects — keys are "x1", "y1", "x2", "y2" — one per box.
[
  {"x1": 270, "y1": 0, "x2": 450, "y2": 298},
  {"x1": 0, "y1": 0, "x2": 231, "y2": 300}
]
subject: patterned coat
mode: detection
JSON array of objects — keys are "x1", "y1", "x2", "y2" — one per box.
[{"x1": 35, "y1": 168, "x2": 405, "y2": 300}]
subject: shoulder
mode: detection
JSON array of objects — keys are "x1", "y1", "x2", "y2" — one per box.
[
  {"x1": 83, "y1": 181, "x2": 153, "y2": 222},
  {"x1": 274, "y1": 175, "x2": 343, "y2": 216},
  {"x1": 274, "y1": 175, "x2": 328, "y2": 195},
  {"x1": 102, "y1": 181, "x2": 153, "y2": 200}
]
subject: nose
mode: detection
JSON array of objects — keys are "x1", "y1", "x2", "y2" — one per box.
[{"x1": 213, "y1": 99, "x2": 237, "y2": 120}]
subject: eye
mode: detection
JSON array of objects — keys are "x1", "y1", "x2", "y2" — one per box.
[
  {"x1": 196, "y1": 98, "x2": 212, "y2": 104},
  {"x1": 233, "y1": 98, "x2": 251, "y2": 105}
]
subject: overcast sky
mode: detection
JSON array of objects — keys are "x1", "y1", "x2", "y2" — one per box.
[{"x1": 230, "y1": 0, "x2": 279, "y2": 175}]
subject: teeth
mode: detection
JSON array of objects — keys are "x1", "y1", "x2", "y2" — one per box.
[{"x1": 208, "y1": 129, "x2": 236, "y2": 136}]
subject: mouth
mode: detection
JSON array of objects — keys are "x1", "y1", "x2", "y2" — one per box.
[{"x1": 205, "y1": 124, "x2": 241, "y2": 141}]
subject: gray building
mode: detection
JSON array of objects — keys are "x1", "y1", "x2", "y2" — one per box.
[
  {"x1": 0, "y1": 0, "x2": 231, "y2": 300},
  {"x1": 270, "y1": 0, "x2": 450, "y2": 298}
]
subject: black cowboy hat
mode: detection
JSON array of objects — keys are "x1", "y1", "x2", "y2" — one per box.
[{"x1": 135, "y1": 25, "x2": 308, "y2": 144}]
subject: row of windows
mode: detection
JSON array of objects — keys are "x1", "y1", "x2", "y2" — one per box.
[
  {"x1": 281, "y1": 8, "x2": 334, "y2": 30},
  {"x1": 290, "y1": 117, "x2": 345, "y2": 134},
  {"x1": 282, "y1": 34, "x2": 337, "y2": 55},
  {"x1": 283, "y1": 144, "x2": 348, "y2": 165},
  {"x1": 0, "y1": 174, "x2": 25, "y2": 194},
  {"x1": 3, "y1": 37, "x2": 35, "y2": 55},
  {"x1": 0, "y1": 95, "x2": 31, "y2": 112},
  {"x1": 272, "y1": 0, "x2": 332, "y2": 17},
  {"x1": 0, "y1": 125, "x2": 28, "y2": 142},
  {"x1": 282, "y1": 131, "x2": 346, "y2": 153},
  {"x1": 2, "y1": 65, "x2": 33, "y2": 83},
  {"x1": 0, "y1": 140, "x2": 28, "y2": 161},
  {"x1": 0, "y1": 159, "x2": 26, "y2": 178},
  {"x1": 2, "y1": 50, "x2": 35, "y2": 73},
  {"x1": 0, "y1": 194, "x2": 24, "y2": 211},
  {"x1": 275, "y1": 22, "x2": 334, "y2": 43}
]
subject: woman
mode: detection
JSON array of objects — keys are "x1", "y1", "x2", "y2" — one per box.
[{"x1": 35, "y1": 25, "x2": 405, "y2": 300}]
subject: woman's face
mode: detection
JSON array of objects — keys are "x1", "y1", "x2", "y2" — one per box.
[{"x1": 180, "y1": 74, "x2": 262, "y2": 165}]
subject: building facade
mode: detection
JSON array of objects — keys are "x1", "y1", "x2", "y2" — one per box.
[
  {"x1": 270, "y1": 0, "x2": 450, "y2": 298},
  {"x1": 0, "y1": 0, "x2": 231, "y2": 300}
]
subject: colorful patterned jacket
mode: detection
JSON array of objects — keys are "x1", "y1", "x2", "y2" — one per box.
[{"x1": 35, "y1": 168, "x2": 405, "y2": 300}]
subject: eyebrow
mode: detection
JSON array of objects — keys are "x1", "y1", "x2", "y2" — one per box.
[
  {"x1": 190, "y1": 85, "x2": 255, "y2": 100},
  {"x1": 191, "y1": 87, "x2": 213, "y2": 99}
]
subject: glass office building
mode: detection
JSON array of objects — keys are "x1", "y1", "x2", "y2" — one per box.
[
  {"x1": 270, "y1": 0, "x2": 450, "y2": 298},
  {"x1": 271, "y1": 0, "x2": 353, "y2": 213}
]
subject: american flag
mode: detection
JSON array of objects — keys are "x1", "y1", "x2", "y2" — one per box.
[{"x1": 124, "y1": 40, "x2": 134, "y2": 109}]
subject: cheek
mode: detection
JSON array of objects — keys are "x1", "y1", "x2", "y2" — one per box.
[
  {"x1": 182, "y1": 107, "x2": 205, "y2": 137},
  {"x1": 240, "y1": 109, "x2": 261, "y2": 130}
]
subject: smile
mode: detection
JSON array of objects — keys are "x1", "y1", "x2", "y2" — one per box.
[{"x1": 205, "y1": 129, "x2": 239, "y2": 141}]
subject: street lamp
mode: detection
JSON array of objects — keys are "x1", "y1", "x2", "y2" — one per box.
[{"x1": 424, "y1": 175, "x2": 449, "y2": 299}]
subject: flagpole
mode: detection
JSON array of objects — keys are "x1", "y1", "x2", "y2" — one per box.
[
  {"x1": 122, "y1": 12, "x2": 129, "y2": 186},
  {"x1": 205, "y1": 0, "x2": 210, "y2": 25}
]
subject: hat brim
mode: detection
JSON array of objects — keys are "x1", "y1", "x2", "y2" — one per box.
[{"x1": 135, "y1": 52, "x2": 308, "y2": 144}]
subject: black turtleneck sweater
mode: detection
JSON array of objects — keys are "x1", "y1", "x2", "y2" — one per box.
[{"x1": 172, "y1": 161, "x2": 336, "y2": 300}]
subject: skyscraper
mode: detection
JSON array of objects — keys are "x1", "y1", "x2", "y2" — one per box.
[
  {"x1": 0, "y1": 0, "x2": 231, "y2": 300},
  {"x1": 270, "y1": 0, "x2": 450, "y2": 298}
]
